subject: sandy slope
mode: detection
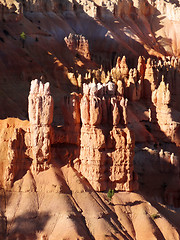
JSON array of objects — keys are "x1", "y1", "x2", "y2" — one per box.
[{"x1": 0, "y1": 165, "x2": 178, "y2": 240}]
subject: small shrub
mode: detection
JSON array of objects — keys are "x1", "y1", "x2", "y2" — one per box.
[
  {"x1": 20, "y1": 32, "x2": 26, "y2": 48},
  {"x1": 151, "y1": 213, "x2": 161, "y2": 220},
  {"x1": 107, "y1": 189, "x2": 114, "y2": 202},
  {"x1": 20, "y1": 32, "x2": 26, "y2": 41}
]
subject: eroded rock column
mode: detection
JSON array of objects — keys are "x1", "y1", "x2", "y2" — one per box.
[
  {"x1": 79, "y1": 83, "x2": 106, "y2": 191},
  {"x1": 28, "y1": 79, "x2": 54, "y2": 173},
  {"x1": 152, "y1": 77, "x2": 180, "y2": 146},
  {"x1": 78, "y1": 82, "x2": 138, "y2": 191}
]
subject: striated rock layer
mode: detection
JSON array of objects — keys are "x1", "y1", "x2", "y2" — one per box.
[
  {"x1": 28, "y1": 79, "x2": 54, "y2": 173},
  {"x1": 0, "y1": 79, "x2": 137, "y2": 192},
  {"x1": 1, "y1": 164, "x2": 180, "y2": 240},
  {"x1": 0, "y1": 79, "x2": 138, "y2": 239},
  {"x1": 77, "y1": 82, "x2": 137, "y2": 191}
]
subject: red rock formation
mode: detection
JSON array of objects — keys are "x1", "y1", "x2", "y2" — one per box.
[
  {"x1": 64, "y1": 33, "x2": 91, "y2": 60},
  {"x1": 62, "y1": 92, "x2": 81, "y2": 126},
  {"x1": 4, "y1": 128, "x2": 26, "y2": 189},
  {"x1": 143, "y1": 58, "x2": 158, "y2": 99},
  {"x1": 137, "y1": 56, "x2": 146, "y2": 81},
  {"x1": 0, "y1": 58, "x2": 179, "y2": 238},
  {"x1": 152, "y1": 78, "x2": 180, "y2": 146},
  {"x1": 79, "y1": 125, "x2": 107, "y2": 191},
  {"x1": 109, "y1": 126, "x2": 136, "y2": 191},
  {"x1": 120, "y1": 56, "x2": 129, "y2": 79},
  {"x1": 111, "y1": 97, "x2": 120, "y2": 126},
  {"x1": 117, "y1": 80, "x2": 124, "y2": 96},
  {"x1": 28, "y1": 79, "x2": 54, "y2": 173},
  {"x1": 77, "y1": 82, "x2": 138, "y2": 191},
  {"x1": 0, "y1": 118, "x2": 30, "y2": 189},
  {"x1": 126, "y1": 68, "x2": 142, "y2": 101},
  {"x1": 80, "y1": 86, "x2": 90, "y2": 125}
]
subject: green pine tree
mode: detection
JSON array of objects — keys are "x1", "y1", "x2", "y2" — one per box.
[
  {"x1": 107, "y1": 189, "x2": 114, "y2": 202},
  {"x1": 20, "y1": 32, "x2": 26, "y2": 48}
]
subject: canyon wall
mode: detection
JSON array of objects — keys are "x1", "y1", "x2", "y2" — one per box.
[
  {"x1": 1, "y1": 52, "x2": 179, "y2": 204},
  {"x1": 0, "y1": 78, "x2": 138, "y2": 193},
  {"x1": 0, "y1": 55, "x2": 179, "y2": 238},
  {"x1": 63, "y1": 55, "x2": 180, "y2": 204},
  {"x1": 1, "y1": 53, "x2": 179, "y2": 192}
]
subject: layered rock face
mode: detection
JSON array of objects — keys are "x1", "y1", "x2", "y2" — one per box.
[
  {"x1": 0, "y1": 0, "x2": 179, "y2": 238},
  {"x1": 59, "y1": 55, "x2": 180, "y2": 197},
  {"x1": 3, "y1": 126, "x2": 27, "y2": 189},
  {"x1": 0, "y1": 80, "x2": 54, "y2": 189},
  {"x1": 58, "y1": 79, "x2": 137, "y2": 192},
  {"x1": 0, "y1": 79, "x2": 137, "y2": 194},
  {"x1": 0, "y1": 55, "x2": 179, "y2": 199},
  {"x1": 77, "y1": 82, "x2": 137, "y2": 191},
  {"x1": 67, "y1": 56, "x2": 179, "y2": 206}
]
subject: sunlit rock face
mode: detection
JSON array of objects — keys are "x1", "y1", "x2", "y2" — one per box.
[
  {"x1": 77, "y1": 82, "x2": 137, "y2": 191},
  {"x1": 1, "y1": 78, "x2": 137, "y2": 192},
  {"x1": 28, "y1": 79, "x2": 54, "y2": 173},
  {"x1": 59, "y1": 78, "x2": 137, "y2": 192},
  {"x1": 64, "y1": 33, "x2": 91, "y2": 60}
]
